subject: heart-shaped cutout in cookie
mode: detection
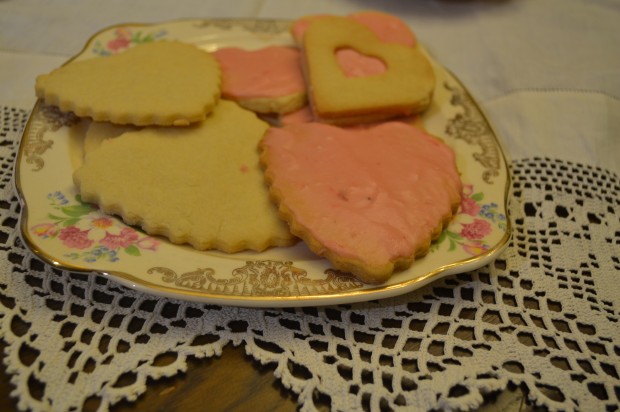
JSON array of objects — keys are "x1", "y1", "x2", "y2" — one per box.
[
  {"x1": 260, "y1": 121, "x2": 462, "y2": 283},
  {"x1": 336, "y1": 48, "x2": 386, "y2": 78},
  {"x1": 302, "y1": 17, "x2": 435, "y2": 124},
  {"x1": 36, "y1": 41, "x2": 221, "y2": 126}
]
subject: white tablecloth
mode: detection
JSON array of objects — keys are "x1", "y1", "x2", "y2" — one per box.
[
  {"x1": 1, "y1": 1, "x2": 618, "y2": 411},
  {"x1": 2, "y1": 0, "x2": 619, "y2": 173}
]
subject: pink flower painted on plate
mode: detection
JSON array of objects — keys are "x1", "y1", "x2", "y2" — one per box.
[
  {"x1": 460, "y1": 196, "x2": 481, "y2": 216},
  {"x1": 460, "y1": 219, "x2": 492, "y2": 240},
  {"x1": 106, "y1": 28, "x2": 132, "y2": 52},
  {"x1": 107, "y1": 37, "x2": 131, "y2": 52},
  {"x1": 462, "y1": 242, "x2": 490, "y2": 256},
  {"x1": 92, "y1": 217, "x2": 114, "y2": 229},
  {"x1": 59, "y1": 226, "x2": 93, "y2": 249},
  {"x1": 137, "y1": 236, "x2": 160, "y2": 251},
  {"x1": 461, "y1": 183, "x2": 474, "y2": 197},
  {"x1": 100, "y1": 227, "x2": 140, "y2": 250},
  {"x1": 38, "y1": 191, "x2": 161, "y2": 261},
  {"x1": 431, "y1": 183, "x2": 507, "y2": 255},
  {"x1": 31, "y1": 223, "x2": 59, "y2": 238}
]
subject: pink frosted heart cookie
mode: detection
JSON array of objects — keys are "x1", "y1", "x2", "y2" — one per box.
[
  {"x1": 212, "y1": 46, "x2": 306, "y2": 115},
  {"x1": 259, "y1": 122, "x2": 462, "y2": 283}
]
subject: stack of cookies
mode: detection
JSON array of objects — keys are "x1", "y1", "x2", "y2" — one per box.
[
  {"x1": 36, "y1": 40, "x2": 296, "y2": 253},
  {"x1": 35, "y1": 11, "x2": 462, "y2": 284}
]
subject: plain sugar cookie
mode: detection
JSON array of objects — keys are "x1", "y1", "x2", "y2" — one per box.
[
  {"x1": 73, "y1": 100, "x2": 296, "y2": 252},
  {"x1": 35, "y1": 41, "x2": 221, "y2": 126}
]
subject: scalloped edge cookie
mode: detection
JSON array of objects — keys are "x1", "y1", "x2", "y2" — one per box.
[
  {"x1": 213, "y1": 46, "x2": 307, "y2": 115},
  {"x1": 74, "y1": 100, "x2": 296, "y2": 253},
  {"x1": 259, "y1": 121, "x2": 462, "y2": 283},
  {"x1": 36, "y1": 41, "x2": 221, "y2": 126}
]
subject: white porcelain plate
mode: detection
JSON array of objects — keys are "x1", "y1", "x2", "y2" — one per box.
[{"x1": 15, "y1": 19, "x2": 511, "y2": 307}]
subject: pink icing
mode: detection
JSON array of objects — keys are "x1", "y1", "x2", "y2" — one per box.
[
  {"x1": 291, "y1": 11, "x2": 416, "y2": 46},
  {"x1": 348, "y1": 11, "x2": 416, "y2": 47},
  {"x1": 279, "y1": 105, "x2": 420, "y2": 127},
  {"x1": 335, "y1": 48, "x2": 386, "y2": 77},
  {"x1": 212, "y1": 46, "x2": 305, "y2": 98},
  {"x1": 280, "y1": 106, "x2": 314, "y2": 125},
  {"x1": 262, "y1": 122, "x2": 462, "y2": 271}
]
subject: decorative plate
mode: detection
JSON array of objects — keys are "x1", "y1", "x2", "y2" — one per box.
[{"x1": 15, "y1": 18, "x2": 511, "y2": 307}]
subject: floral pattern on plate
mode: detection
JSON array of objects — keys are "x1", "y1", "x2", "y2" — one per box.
[
  {"x1": 92, "y1": 27, "x2": 168, "y2": 56},
  {"x1": 30, "y1": 191, "x2": 160, "y2": 263},
  {"x1": 433, "y1": 184, "x2": 508, "y2": 255}
]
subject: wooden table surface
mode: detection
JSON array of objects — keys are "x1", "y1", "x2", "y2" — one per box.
[
  {"x1": 0, "y1": 339, "x2": 299, "y2": 412},
  {"x1": 1, "y1": 336, "x2": 533, "y2": 412}
]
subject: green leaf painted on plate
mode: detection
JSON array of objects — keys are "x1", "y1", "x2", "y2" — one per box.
[
  {"x1": 125, "y1": 245, "x2": 141, "y2": 256},
  {"x1": 448, "y1": 239, "x2": 457, "y2": 252},
  {"x1": 446, "y1": 231, "x2": 462, "y2": 240},
  {"x1": 436, "y1": 231, "x2": 446, "y2": 244},
  {"x1": 63, "y1": 218, "x2": 80, "y2": 227},
  {"x1": 61, "y1": 204, "x2": 94, "y2": 218},
  {"x1": 471, "y1": 192, "x2": 484, "y2": 202}
]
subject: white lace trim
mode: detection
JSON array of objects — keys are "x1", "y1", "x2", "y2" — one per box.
[{"x1": 1, "y1": 106, "x2": 619, "y2": 411}]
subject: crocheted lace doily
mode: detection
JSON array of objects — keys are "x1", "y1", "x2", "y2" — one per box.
[{"x1": 1, "y1": 106, "x2": 619, "y2": 411}]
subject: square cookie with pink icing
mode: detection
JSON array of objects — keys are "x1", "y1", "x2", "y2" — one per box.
[{"x1": 292, "y1": 14, "x2": 435, "y2": 125}]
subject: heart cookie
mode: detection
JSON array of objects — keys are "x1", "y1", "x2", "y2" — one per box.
[
  {"x1": 301, "y1": 16, "x2": 435, "y2": 125},
  {"x1": 259, "y1": 121, "x2": 462, "y2": 283},
  {"x1": 36, "y1": 41, "x2": 221, "y2": 126},
  {"x1": 212, "y1": 46, "x2": 307, "y2": 115}
]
